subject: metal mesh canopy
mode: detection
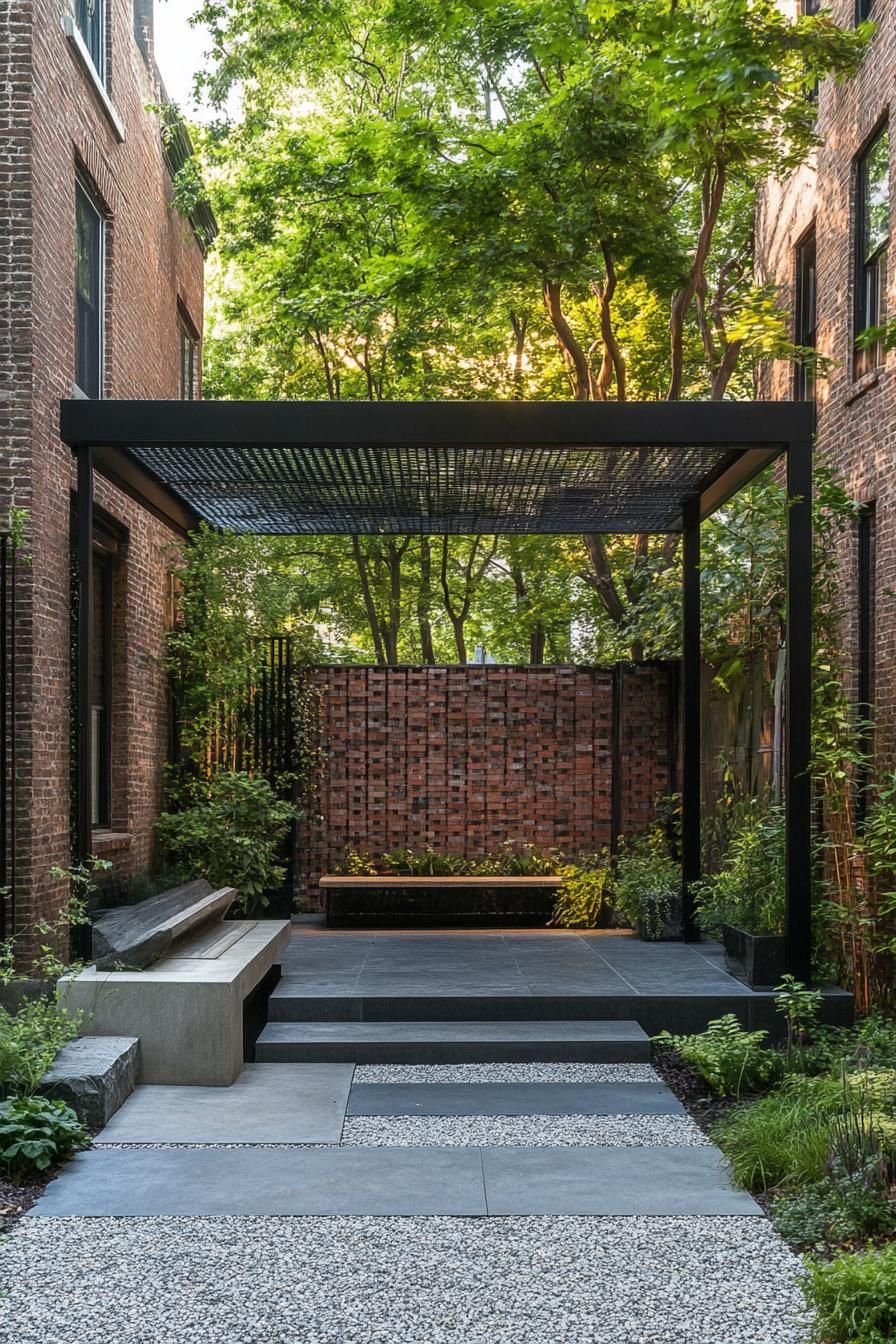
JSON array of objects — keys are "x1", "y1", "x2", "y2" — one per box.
[
  {"x1": 60, "y1": 400, "x2": 810, "y2": 536},
  {"x1": 127, "y1": 441, "x2": 748, "y2": 534}
]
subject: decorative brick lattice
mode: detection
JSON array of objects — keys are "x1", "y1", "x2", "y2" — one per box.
[{"x1": 300, "y1": 664, "x2": 676, "y2": 905}]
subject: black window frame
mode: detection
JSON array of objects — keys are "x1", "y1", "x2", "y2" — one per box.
[
  {"x1": 794, "y1": 228, "x2": 817, "y2": 401},
  {"x1": 90, "y1": 545, "x2": 114, "y2": 830},
  {"x1": 75, "y1": 177, "x2": 105, "y2": 400},
  {"x1": 74, "y1": 0, "x2": 106, "y2": 82},
  {"x1": 856, "y1": 0, "x2": 874, "y2": 23},
  {"x1": 179, "y1": 313, "x2": 199, "y2": 401},
  {"x1": 854, "y1": 123, "x2": 890, "y2": 379}
]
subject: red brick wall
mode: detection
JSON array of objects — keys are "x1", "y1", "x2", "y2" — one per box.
[
  {"x1": 299, "y1": 664, "x2": 676, "y2": 904},
  {"x1": 0, "y1": 0, "x2": 205, "y2": 935},
  {"x1": 756, "y1": 1, "x2": 896, "y2": 770}
]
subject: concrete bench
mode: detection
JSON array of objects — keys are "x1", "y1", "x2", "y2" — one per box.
[
  {"x1": 60, "y1": 918, "x2": 290, "y2": 1085},
  {"x1": 322, "y1": 875, "x2": 566, "y2": 927}
]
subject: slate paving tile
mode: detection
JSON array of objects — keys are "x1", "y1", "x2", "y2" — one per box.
[{"x1": 346, "y1": 1081, "x2": 685, "y2": 1117}]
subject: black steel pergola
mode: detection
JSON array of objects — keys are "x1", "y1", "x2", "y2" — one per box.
[{"x1": 61, "y1": 398, "x2": 815, "y2": 980}]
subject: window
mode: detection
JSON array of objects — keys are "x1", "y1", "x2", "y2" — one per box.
[
  {"x1": 794, "y1": 230, "x2": 817, "y2": 400},
  {"x1": 74, "y1": 0, "x2": 105, "y2": 79},
  {"x1": 857, "y1": 0, "x2": 874, "y2": 22},
  {"x1": 801, "y1": 1, "x2": 821, "y2": 15},
  {"x1": 855, "y1": 126, "x2": 889, "y2": 378},
  {"x1": 90, "y1": 549, "x2": 113, "y2": 828},
  {"x1": 75, "y1": 180, "x2": 104, "y2": 399},
  {"x1": 179, "y1": 317, "x2": 198, "y2": 400}
]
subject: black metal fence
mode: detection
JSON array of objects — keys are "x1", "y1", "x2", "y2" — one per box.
[{"x1": 0, "y1": 534, "x2": 18, "y2": 941}]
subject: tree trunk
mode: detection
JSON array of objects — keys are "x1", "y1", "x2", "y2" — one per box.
[
  {"x1": 543, "y1": 279, "x2": 592, "y2": 400},
  {"x1": 510, "y1": 311, "x2": 528, "y2": 399},
  {"x1": 668, "y1": 161, "x2": 727, "y2": 400},
  {"x1": 417, "y1": 536, "x2": 436, "y2": 664},
  {"x1": 352, "y1": 535, "x2": 386, "y2": 665}
]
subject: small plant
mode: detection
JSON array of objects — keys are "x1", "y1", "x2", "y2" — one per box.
[
  {"x1": 614, "y1": 828, "x2": 680, "y2": 940},
  {"x1": 0, "y1": 857, "x2": 108, "y2": 986},
  {"x1": 0, "y1": 1095, "x2": 88, "y2": 1179},
  {"x1": 157, "y1": 769, "x2": 297, "y2": 915},
  {"x1": 805, "y1": 1242, "x2": 896, "y2": 1344},
  {"x1": 654, "y1": 1014, "x2": 782, "y2": 1098},
  {"x1": 549, "y1": 859, "x2": 613, "y2": 929},
  {"x1": 775, "y1": 975, "x2": 824, "y2": 1059},
  {"x1": 0, "y1": 996, "x2": 81, "y2": 1099},
  {"x1": 695, "y1": 803, "x2": 785, "y2": 937}
]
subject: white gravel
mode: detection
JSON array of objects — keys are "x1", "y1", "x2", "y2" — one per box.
[
  {"x1": 0, "y1": 1214, "x2": 811, "y2": 1344},
  {"x1": 354, "y1": 1062, "x2": 660, "y2": 1083},
  {"x1": 341, "y1": 1114, "x2": 709, "y2": 1147}
]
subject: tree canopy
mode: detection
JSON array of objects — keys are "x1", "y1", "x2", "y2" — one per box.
[{"x1": 173, "y1": 0, "x2": 868, "y2": 667}]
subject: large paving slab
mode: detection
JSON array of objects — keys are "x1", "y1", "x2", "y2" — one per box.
[
  {"x1": 95, "y1": 1064, "x2": 353, "y2": 1144},
  {"x1": 255, "y1": 1018, "x2": 650, "y2": 1063},
  {"x1": 481, "y1": 1147, "x2": 761, "y2": 1215},
  {"x1": 347, "y1": 1081, "x2": 684, "y2": 1116},
  {"x1": 29, "y1": 1146, "x2": 488, "y2": 1216},
  {"x1": 29, "y1": 1144, "x2": 757, "y2": 1216}
]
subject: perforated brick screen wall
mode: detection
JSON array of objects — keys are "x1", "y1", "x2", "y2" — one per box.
[{"x1": 299, "y1": 663, "x2": 677, "y2": 905}]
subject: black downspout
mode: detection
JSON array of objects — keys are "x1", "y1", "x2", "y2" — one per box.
[
  {"x1": 681, "y1": 496, "x2": 701, "y2": 942},
  {"x1": 76, "y1": 444, "x2": 94, "y2": 868},
  {"x1": 785, "y1": 439, "x2": 814, "y2": 984}
]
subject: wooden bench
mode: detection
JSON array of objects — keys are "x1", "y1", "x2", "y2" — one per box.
[{"x1": 322, "y1": 875, "x2": 565, "y2": 927}]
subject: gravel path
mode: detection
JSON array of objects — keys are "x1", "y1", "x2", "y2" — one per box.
[
  {"x1": 341, "y1": 1113, "x2": 708, "y2": 1147},
  {"x1": 0, "y1": 1214, "x2": 810, "y2": 1344},
  {"x1": 354, "y1": 1062, "x2": 660, "y2": 1083}
]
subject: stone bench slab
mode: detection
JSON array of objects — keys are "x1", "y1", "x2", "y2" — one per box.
[
  {"x1": 39, "y1": 1036, "x2": 140, "y2": 1130},
  {"x1": 92, "y1": 880, "x2": 237, "y2": 970}
]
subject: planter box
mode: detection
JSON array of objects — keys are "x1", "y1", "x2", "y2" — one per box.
[
  {"x1": 322, "y1": 876, "x2": 566, "y2": 927},
  {"x1": 722, "y1": 923, "x2": 787, "y2": 989}
]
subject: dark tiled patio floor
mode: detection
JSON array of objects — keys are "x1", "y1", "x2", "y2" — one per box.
[{"x1": 280, "y1": 928, "x2": 748, "y2": 998}]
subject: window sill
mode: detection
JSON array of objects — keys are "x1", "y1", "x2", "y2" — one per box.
[
  {"x1": 91, "y1": 829, "x2": 132, "y2": 855},
  {"x1": 845, "y1": 370, "x2": 881, "y2": 406},
  {"x1": 61, "y1": 14, "x2": 126, "y2": 143}
]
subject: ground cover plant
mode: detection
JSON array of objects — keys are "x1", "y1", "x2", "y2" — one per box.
[
  {"x1": 805, "y1": 1241, "x2": 896, "y2": 1344},
  {"x1": 0, "y1": 1096, "x2": 87, "y2": 1180}
]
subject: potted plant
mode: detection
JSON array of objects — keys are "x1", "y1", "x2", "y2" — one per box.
[
  {"x1": 696, "y1": 804, "x2": 786, "y2": 988},
  {"x1": 614, "y1": 829, "x2": 682, "y2": 941}
]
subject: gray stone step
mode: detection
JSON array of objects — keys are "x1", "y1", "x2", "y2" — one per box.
[
  {"x1": 255, "y1": 1019, "x2": 650, "y2": 1064},
  {"x1": 346, "y1": 1080, "x2": 682, "y2": 1117},
  {"x1": 29, "y1": 1144, "x2": 759, "y2": 1217}
]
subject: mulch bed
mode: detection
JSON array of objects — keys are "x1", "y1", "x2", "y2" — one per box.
[
  {"x1": 0, "y1": 1175, "x2": 47, "y2": 1232},
  {"x1": 652, "y1": 1046, "x2": 748, "y2": 1134}
]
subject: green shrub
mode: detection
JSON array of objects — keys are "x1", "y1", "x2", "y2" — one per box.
[
  {"x1": 0, "y1": 1095, "x2": 88, "y2": 1178},
  {"x1": 774, "y1": 1176, "x2": 896, "y2": 1248},
  {"x1": 157, "y1": 769, "x2": 297, "y2": 915},
  {"x1": 695, "y1": 802, "x2": 785, "y2": 936},
  {"x1": 655, "y1": 1014, "x2": 783, "y2": 1098},
  {"x1": 0, "y1": 997, "x2": 80, "y2": 1098},
  {"x1": 805, "y1": 1243, "x2": 896, "y2": 1344},
  {"x1": 712, "y1": 1074, "x2": 860, "y2": 1193},
  {"x1": 337, "y1": 844, "x2": 568, "y2": 879},
  {"x1": 549, "y1": 860, "x2": 613, "y2": 929},
  {"x1": 614, "y1": 828, "x2": 681, "y2": 940}
]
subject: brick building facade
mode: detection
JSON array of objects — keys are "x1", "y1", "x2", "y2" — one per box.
[
  {"x1": 0, "y1": 0, "x2": 209, "y2": 938},
  {"x1": 756, "y1": 0, "x2": 895, "y2": 769},
  {"x1": 300, "y1": 664, "x2": 676, "y2": 904}
]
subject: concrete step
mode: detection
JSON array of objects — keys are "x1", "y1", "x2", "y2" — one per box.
[{"x1": 254, "y1": 1019, "x2": 650, "y2": 1064}]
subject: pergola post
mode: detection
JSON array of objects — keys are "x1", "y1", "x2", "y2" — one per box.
[
  {"x1": 785, "y1": 439, "x2": 813, "y2": 984},
  {"x1": 681, "y1": 495, "x2": 701, "y2": 942},
  {"x1": 75, "y1": 443, "x2": 94, "y2": 867}
]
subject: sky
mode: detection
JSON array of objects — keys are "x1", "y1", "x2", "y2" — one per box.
[{"x1": 153, "y1": 2, "x2": 208, "y2": 113}]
